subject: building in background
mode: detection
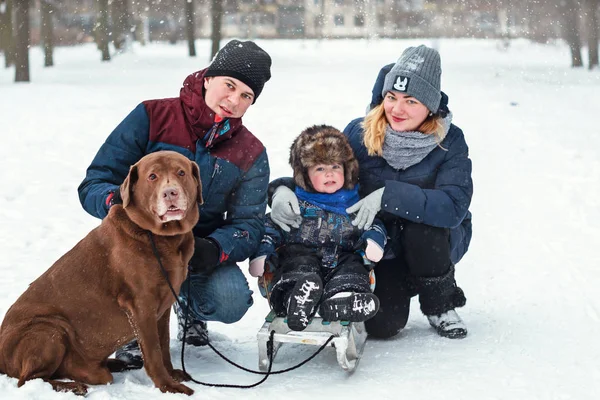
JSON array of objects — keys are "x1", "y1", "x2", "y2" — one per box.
[{"x1": 18, "y1": 0, "x2": 567, "y2": 45}]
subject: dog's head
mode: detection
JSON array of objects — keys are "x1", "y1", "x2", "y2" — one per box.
[{"x1": 119, "y1": 151, "x2": 202, "y2": 236}]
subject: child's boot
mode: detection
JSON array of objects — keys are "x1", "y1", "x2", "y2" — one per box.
[
  {"x1": 286, "y1": 273, "x2": 323, "y2": 331},
  {"x1": 319, "y1": 291, "x2": 379, "y2": 322}
]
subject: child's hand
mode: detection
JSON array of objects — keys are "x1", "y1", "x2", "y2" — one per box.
[
  {"x1": 249, "y1": 256, "x2": 267, "y2": 277},
  {"x1": 365, "y1": 239, "x2": 384, "y2": 263}
]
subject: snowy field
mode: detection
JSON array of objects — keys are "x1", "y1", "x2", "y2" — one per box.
[{"x1": 1, "y1": 38, "x2": 599, "y2": 399}]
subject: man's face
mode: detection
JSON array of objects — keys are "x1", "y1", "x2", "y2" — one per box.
[{"x1": 204, "y1": 76, "x2": 254, "y2": 119}]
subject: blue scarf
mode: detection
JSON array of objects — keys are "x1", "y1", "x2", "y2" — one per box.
[{"x1": 295, "y1": 186, "x2": 360, "y2": 216}]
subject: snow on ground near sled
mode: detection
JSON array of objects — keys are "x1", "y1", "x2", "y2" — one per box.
[{"x1": 1, "y1": 38, "x2": 599, "y2": 400}]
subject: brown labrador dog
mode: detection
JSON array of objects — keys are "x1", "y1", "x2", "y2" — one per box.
[{"x1": 0, "y1": 151, "x2": 202, "y2": 396}]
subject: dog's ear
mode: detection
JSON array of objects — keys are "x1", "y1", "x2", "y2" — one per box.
[
  {"x1": 191, "y1": 161, "x2": 203, "y2": 205},
  {"x1": 120, "y1": 164, "x2": 138, "y2": 208}
]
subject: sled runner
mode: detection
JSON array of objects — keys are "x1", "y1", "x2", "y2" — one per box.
[{"x1": 257, "y1": 310, "x2": 368, "y2": 372}]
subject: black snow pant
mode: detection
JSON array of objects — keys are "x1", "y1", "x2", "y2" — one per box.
[
  {"x1": 270, "y1": 244, "x2": 371, "y2": 316},
  {"x1": 365, "y1": 221, "x2": 467, "y2": 339}
]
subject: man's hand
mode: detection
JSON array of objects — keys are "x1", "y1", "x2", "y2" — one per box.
[
  {"x1": 270, "y1": 186, "x2": 302, "y2": 232},
  {"x1": 346, "y1": 188, "x2": 384, "y2": 230},
  {"x1": 189, "y1": 238, "x2": 221, "y2": 275}
]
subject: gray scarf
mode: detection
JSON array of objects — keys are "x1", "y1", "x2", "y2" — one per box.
[{"x1": 382, "y1": 112, "x2": 452, "y2": 170}]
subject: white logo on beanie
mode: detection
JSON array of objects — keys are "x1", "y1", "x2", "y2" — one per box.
[
  {"x1": 393, "y1": 76, "x2": 409, "y2": 92},
  {"x1": 405, "y1": 54, "x2": 425, "y2": 71}
]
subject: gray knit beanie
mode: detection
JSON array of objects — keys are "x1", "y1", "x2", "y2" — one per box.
[
  {"x1": 381, "y1": 45, "x2": 442, "y2": 113},
  {"x1": 205, "y1": 40, "x2": 272, "y2": 103}
]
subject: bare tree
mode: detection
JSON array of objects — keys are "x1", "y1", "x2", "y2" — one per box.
[
  {"x1": 14, "y1": 0, "x2": 29, "y2": 82},
  {"x1": 40, "y1": 0, "x2": 54, "y2": 67},
  {"x1": 585, "y1": 0, "x2": 599, "y2": 69},
  {"x1": 0, "y1": 0, "x2": 14, "y2": 67},
  {"x1": 111, "y1": 0, "x2": 131, "y2": 51},
  {"x1": 210, "y1": 0, "x2": 222, "y2": 60},
  {"x1": 96, "y1": 0, "x2": 110, "y2": 61},
  {"x1": 561, "y1": 0, "x2": 583, "y2": 67},
  {"x1": 185, "y1": 0, "x2": 196, "y2": 56}
]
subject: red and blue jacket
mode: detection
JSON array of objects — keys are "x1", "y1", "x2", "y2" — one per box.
[{"x1": 78, "y1": 69, "x2": 270, "y2": 263}]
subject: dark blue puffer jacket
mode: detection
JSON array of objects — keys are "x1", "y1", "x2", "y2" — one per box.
[
  {"x1": 343, "y1": 65, "x2": 473, "y2": 264},
  {"x1": 78, "y1": 69, "x2": 270, "y2": 263},
  {"x1": 344, "y1": 119, "x2": 472, "y2": 264}
]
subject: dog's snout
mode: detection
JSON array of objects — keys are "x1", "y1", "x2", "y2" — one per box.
[{"x1": 162, "y1": 186, "x2": 179, "y2": 201}]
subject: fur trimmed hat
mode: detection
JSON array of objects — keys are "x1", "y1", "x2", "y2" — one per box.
[{"x1": 289, "y1": 125, "x2": 359, "y2": 192}]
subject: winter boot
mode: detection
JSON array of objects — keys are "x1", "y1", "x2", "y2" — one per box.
[
  {"x1": 319, "y1": 292, "x2": 380, "y2": 322},
  {"x1": 427, "y1": 309, "x2": 467, "y2": 339},
  {"x1": 115, "y1": 339, "x2": 144, "y2": 370},
  {"x1": 286, "y1": 273, "x2": 323, "y2": 331},
  {"x1": 174, "y1": 302, "x2": 209, "y2": 346}
]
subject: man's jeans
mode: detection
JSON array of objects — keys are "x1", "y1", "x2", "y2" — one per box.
[{"x1": 178, "y1": 262, "x2": 254, "y2": 324}]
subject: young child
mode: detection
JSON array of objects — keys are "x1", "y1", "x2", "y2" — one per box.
[{"x1": 249, "y1": 125, "x2": 387, "y2": 331}]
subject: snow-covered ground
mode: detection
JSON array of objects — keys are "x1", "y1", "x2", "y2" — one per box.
[{"x1": 1, "y1": 38, "x2": 599, "y2": 399}]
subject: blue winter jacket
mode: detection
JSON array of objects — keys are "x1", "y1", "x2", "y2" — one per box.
[
  {"x1": 256, "y1": 187, "x2": 387, "y2": 269},
  {"x1": 78, "y1": 69, "x2": 270, "y2": 263},
  {"x1": 342, "y1": 62, "x2": 473, "y2": 263},
  {"x1": 343, "y1": 118, "x2": 472, "y2": 264}
]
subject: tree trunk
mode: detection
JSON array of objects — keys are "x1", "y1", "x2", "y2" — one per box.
[
  {"x1": 586, "y1": 0, "x2": 599, "y2": 69},
  {"x1": 14, "y1": 0, "x2": 29, "y2": 82},
  {"x1": 40, "y1": 0, "x2": 53, "y2": 67},
  {"x1": 111, "y1": 0, "x2": 130, "y2": 51},
  {"x1": 1, "y1": 0, "x2": 14, "y2": 67},
  {"x1": 97, "y1": 0, "x2": 110, "y2": 61},
  {"x1": 210, "y1": 0, "x2": 222, "y2": 60},
  {"x1": 562, "y1": 0, "x2": 583, "y2": 67},
  {"x1": 185, "y1": 0, "x2": 196, "y2": 56}
]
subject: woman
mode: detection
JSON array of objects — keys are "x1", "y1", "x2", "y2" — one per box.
[{"x1": 269, "y1": 45, "x2": 473, "y2": 339}]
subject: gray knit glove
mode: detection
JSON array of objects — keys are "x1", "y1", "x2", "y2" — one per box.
[
  {"x1": 270, "y1": 186, "x2": 302, "y2": 232},
  {"x1": 346, "y1": 188, "x2": 385, "y2": 230}
]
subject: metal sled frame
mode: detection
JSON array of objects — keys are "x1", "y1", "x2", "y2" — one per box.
[{"x1": 257, "y1": 311, "x2": 368, "y2": 372}]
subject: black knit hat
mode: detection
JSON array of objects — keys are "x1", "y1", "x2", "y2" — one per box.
[{"x1": 205, "y1": 40, "x2": 272, "y2": 103}]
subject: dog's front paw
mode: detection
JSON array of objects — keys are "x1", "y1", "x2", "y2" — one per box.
[
  {"x1": 170, "y1": 368, "x2": 191, "y2": 382},
  {"x1": 159, "y1": 380, "x2": 194, "y2": 396}
]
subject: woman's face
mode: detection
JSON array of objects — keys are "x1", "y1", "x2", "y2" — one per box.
[
  {"x1": 383, "y1": 91, "x2": 429, "y2": 132},
  {"x1": 307, "y1": 163, "x2": 345, "y2": 194}
]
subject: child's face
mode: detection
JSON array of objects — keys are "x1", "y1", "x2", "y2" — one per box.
[{"x1": 308, "y1": 163, "x2": 344, "y2": 193}]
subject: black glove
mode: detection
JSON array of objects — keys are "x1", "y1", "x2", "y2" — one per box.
[{"x1": 188, "y1": 237, "x2": 221, "y2": 275}]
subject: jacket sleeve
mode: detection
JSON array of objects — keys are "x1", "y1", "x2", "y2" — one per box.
[
  {"x1": 380, "y1": 128, "x2": 473, "y2": 229},
  {"x1": 253, "y1": 214, "x2": 284, "y2": 259},
  {"x1": 78, "y1": 104, "x2": 150, "y2": 219},
  {"x1": 359, "y1": 218, "x2": 387, "y2": 250},
  {"x1": 208, "y1": 149, "x2": 270, "y2": 262},
  {"x1": 267, "y1": 176, "x2": 296, "y2": 206}
]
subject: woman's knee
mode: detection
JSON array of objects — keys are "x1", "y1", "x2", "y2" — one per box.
[
  {"x1": 401, "y1": 222, "x2": 451, "y2": 277},
  {"x1": 365, "y1": 310, "x2": 409, "y2": 339},
  {"x1": 402, "y1": 222, "x2": 449, "y2": 249}
]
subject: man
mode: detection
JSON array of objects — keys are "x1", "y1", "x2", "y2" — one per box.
[{"x1": 78, "y1": 40, "x2": 272, "y2": 368}]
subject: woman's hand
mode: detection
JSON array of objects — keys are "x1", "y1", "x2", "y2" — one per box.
[
  {"x1": 270, "y1": 186, "x2": 302, "y2": 232},
  {"x1": 346, "y1": 188, "x2": 384, "y2": 230}
]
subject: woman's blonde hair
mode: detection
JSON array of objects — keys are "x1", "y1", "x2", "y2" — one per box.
[{"x1": 362, "y1": 103, "x2": 446, "y2": 156}]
